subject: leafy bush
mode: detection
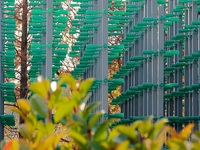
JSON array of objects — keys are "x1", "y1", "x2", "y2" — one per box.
[{"x1": 1, "y1": 74, "x2": 200, "y2": 150}]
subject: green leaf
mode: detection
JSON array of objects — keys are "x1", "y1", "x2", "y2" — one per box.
[
  {"x1": 167, "y1": 138, "x2": 187, "y2": 150},
  {"x1": 79, "y1": 78, "x2": 94, "y2": 96},
  {"x1": 149, "y1": 118, "x2": 168, "y2": 139},
  {"x1": 49, "y1": 88, "x2": 62, "y2": 109},
  {"x1": 46, "y1": 122, "x2": 54, "y2": 134},
  {"x1": 115, "y1": 125, "x2": 138, "y2": 142},
  {"x1": 192, "y1": 143, "x2": 200, "y2": 150},
  {"x1": 37, "y1": 121, "x2": 47, "y2": 134},
  {"x1": 88, "y1": 112, "x2": 103, "y2": 129},
  {"x1": 37, "y1": 121, "x2": 54, "y2": 135},
  {"x1": 30, "y1": 79, "x2": 50, "y2": 99},
  {"x1": 58, "y1": 117, "x2": 67, "y2": 125},
  {"x1": 108, "y1": 128, "x2": 120, "y2": 142},
  {"x1": 0, "y1": 140, "x2": 6, "y2": 150},
  {"x1": 30, "y1": 95, "x2": 48, "y2": 118},
  {"x1": 71, "y1": 91, "x2": 81, "y2": 104},
  {"x1": 93, "y1": 119, "x2": 114, "y2": 142},
  {"x1": 71, "y1": 114, "x2": 85, "y2": 123},
  {"x1": 54, "y1": 101, "x2": 75, "y2": 123},
  {"x1": 155, "y1": 126, "x2": 176, "y2": 148},
  {"x1": 69, "y1": 130, "x2": 87, "y2": 149},
  {"x1": 19, "y1": 124, "x2": 31, "y2": 140},
  {"x1": 81, "y1": 103, "x2": 99, "y2": 119},
  {"x1": 95, "y1": 130, "x2": 108, "y2": 142},
  {"x1": 89, "y1": 141, "x2": 107, "y2": 150},
  {"x1": 131, "y1": 120, "x2": 143, "y2": 129},
  {"x1": 150, "y1": 140, "x2": 164, "y2": 150},
  {"x1": 138, "y1": 120, "x2": 152, "y2": 137},
  {"x1": 113, "y1": 134, "x2": 128, "y2": 143},
  {"x1": 25, "y1": 113, "x2": 37, "y2": 134}
]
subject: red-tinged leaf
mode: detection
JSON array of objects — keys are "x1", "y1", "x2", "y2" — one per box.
[
  {"x1": 3, "y1": 141, "x2": 12, "y2": 150},
  {"x1": 3, "y1": 140, "x2": 19, "y2": 150}
]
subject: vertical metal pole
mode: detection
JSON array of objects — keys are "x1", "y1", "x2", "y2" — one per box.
[
  {"x1": 188, "y1": 5, "x2": 192, "y2": 116},
  {"x1": 129, "y1": 6, "x2": 134, "y2": 117},
  {"x1": 168, "y1": 0, "x2": 174, "y2": 117},
  {"x1": 191, "y1": 2, "x2": 198, "y2": 130},
  {"x1": 184, "y1": 8, "x2": 190, "y2": 116},
  {"x1": 97, "y1": 0, "x2": 108, "y2": 119},
  {"x1": 157, "y1": 5, "x2": 164, "y2": 117},
  {"x1": 143, "y1": 1, "x2": 147, "y2": 116},
  {"x1": 0, "y1": 0, "x2": 4, "y2": 140},
  {"x1": 152, "y1": 0, "x2": 158, "y2": 116},
  {"x1": 91, "y1": 0, "x2": 96, "y2": 103},
  {"x1": 46, "y1": 0, "x2": 53, "y2": 79},
  {"x1": 147, "y1": 0, "x2": 153, "y2": 116}
]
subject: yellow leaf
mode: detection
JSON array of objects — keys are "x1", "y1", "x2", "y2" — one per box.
[
  {"x1": 179, "y1": 123, "x2": 194, "y2": 140},
  {"x1": 116, "y1": 140, "x2": 129, "y2": 150},
  {"x1": 37, "y1": 134, "x2": 63, "y2": 150},
  {"x1": 46, "y1": 123, "x2": 54, "y2": 134},
  {"x1": 52, "y1": 134, "x2": 64, "y2": 147},
  {"x1": 17, "y1": 99, "x2": 31, "y2": 114},
  {"x1": 30, "y1": 79, "x2": 50, "y2": 99},
  {"x1": 108, "y1": 129, "x2": 119, "y2": 141},
  {"x1": 58, "y1": 74, "x2": 76, "y2": 91},
  {"x1": 167, "y1": 138, "x2": 187, "y2": 150},
  {"x1": 11, "y1": 107, "x2": 25, "y2": 120}
]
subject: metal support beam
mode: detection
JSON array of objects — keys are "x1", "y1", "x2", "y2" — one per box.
[
  {"x1": 96, "y1": 0, "x2": 108, "y2": 119},
  {"x1": 46, "y1": 0, "x2": 53, "y2": 79},
  {"x1": 0, "y1": 0, "x2": 4, "y2": 141}
]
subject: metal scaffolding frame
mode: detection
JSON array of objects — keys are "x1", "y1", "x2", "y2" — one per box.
[
  {"x1": 110, "y1": 0, "x2": 200, "y2": 127},
  {"x1": 1, "y1": 0, "x2": 200, "y2": 140}
]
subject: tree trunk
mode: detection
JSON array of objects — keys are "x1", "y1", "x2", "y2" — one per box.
[
  {"x1": 20, "y1": 0, "x2": 28, "y2": 99},
  {"x1": 19, "y1": 0, "x2": 28, "y2": 138}
]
